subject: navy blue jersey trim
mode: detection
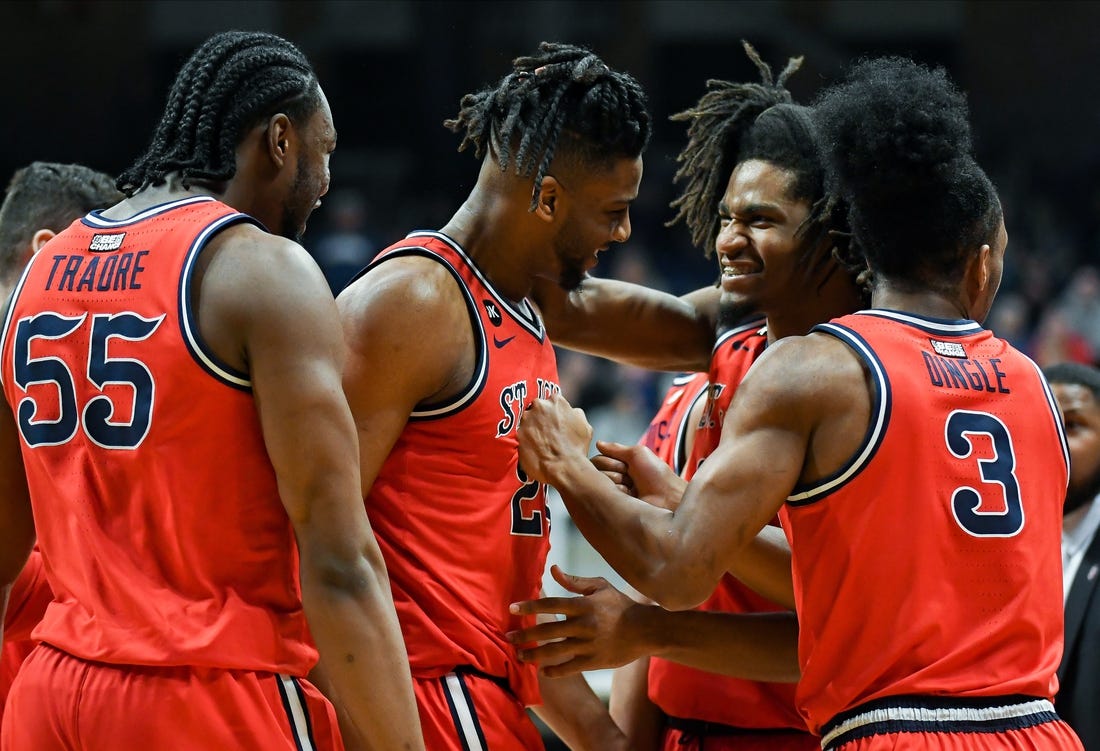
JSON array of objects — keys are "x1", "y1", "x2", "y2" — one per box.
[
  {"x1": 362, "y1": 247, "x2": 488, "y2": 421},
  {"x1": 178, "y1": 213, "x2": 261, "y2": 391},
  {"x1": 290, "y1": 676, "x2": 318, "y2": 751},
  {"x1": 1029, "y1": 358, "x2": 1071, "y2": 477},
  {"x1": 786, "y1": 323, "x2": 892, "y2": 505},
  {"x1": 81, "y1": 195, "x2": 218, "y2": 228},
  {"x1": 855, "y1": 309, "x2": 984, "y2": 336},
  {"x1": 0, "y1": 252, "x2": 38, "y2": 365},
  {"x1": 275, "y1": 675, "x2": 318, "y2": 751},
  {"x1": 712, "y1": 316, "x2": 767, "y2": 356},
  {"x1": 673, "y1": 383, "x2": 710, "y2": 476},
  {"x1": 821, "y1": 694, "x2": 1060, "y2": 750}
]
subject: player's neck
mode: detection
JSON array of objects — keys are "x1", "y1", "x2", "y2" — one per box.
[
  {"x1": 440, "y1": 187, "x2": 543, "y2": 303},
  {"x1": 766, "y1": 275, "x2": 865, "y2": 342},
  {"x1": 872, "y1": 282, "x2": 975, "y2": 322},
  {"x1": 101, "y1": 177, "x2": 216, "y2": 219}
]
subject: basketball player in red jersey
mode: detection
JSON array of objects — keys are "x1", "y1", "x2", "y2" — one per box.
[
  {"x1": 0, "y1": 162, "x2": 123, "y2": 724},
  {"x1": 0, "y1": 32, "x2": 423, "y2": 751},
  {"x1": 336, "y1": 43, "x2": 659, "y2": 751},
  {"x1": 516, "y1": 46, "x2": 866, "y2": 751},
  {"x1": 516, "y1": 58, "x2": 1083, "y2": 750}
]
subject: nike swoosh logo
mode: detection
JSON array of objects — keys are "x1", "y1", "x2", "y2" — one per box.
[{"x1": 493, "y1": 334, "x2": 516, "y2": 348}]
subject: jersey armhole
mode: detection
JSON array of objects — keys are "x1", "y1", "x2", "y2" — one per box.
[
  {"x1": 178, "y1": 213, "x2": 262, "y2": 391},
  {"x1": 786, "y1": 323, "x2": 892, "y2": 506},
  {"x1": 367, "y1": 247, "x2": 488, "y2": 421}
]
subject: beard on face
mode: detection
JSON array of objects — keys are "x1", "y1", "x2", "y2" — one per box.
[
  {"x1": 715, "y1": 275, "x2": 760, "y2": 334},
  {"x1": 280, "y1": 154, "x2": 318, "y2": 243},
  {"x1": 552, "y1": 220, "x2": 590, "y2": 292}
]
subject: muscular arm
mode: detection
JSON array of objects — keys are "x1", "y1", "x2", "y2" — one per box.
[
  {"x1": 337, "y1": 256, "x2": 472, "y2": 495},
  {"x1": 531, "y1": 277, "x2": 720, "y2": 372},
  {"x1": 518, "y1": 334, "x2": 867, "y2": 611},
  {"x1": 532, "y1": 661, "x2": 629, "y2": 751},
  {"x1": 510, "y1": 568, "x2": 799, "y2": 682},
  {"x1": 594, "y1": 442, "x2": 795, "y2": 609},
  {"x1": 209, "y1": 229, "x2": 423, "y2": 751},
  {"x1": 609, "y1": 658, "x2": 663, "y2": 751}
]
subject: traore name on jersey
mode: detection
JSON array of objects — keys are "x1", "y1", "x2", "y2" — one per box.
[
  {"x1": 42, "y1": 251, "x2": 149, "y2": 293},
  {"x1": 496, "y1": 378, "x2": 560, "y2": 438}
]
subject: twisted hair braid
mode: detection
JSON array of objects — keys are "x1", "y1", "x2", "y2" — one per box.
[
  {"x1": 445, "y1": 42, "x2": 651, "y2": 209},
  {"x1": 117, "y1": 31, "x2": 320, "y2": 195}
]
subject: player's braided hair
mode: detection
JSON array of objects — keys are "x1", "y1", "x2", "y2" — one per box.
[
  {"x1": 117, "y1": 31, "x2": 321, "y2": 196},
  {"x1": 668, "y1": 42, "x2": 867, "y2": 295},
  {"x1": 812, "y1": 57, "x2": 1001, "y2": 292},
  {"x1": 444, "y1": 41, "x2": 651, "y2": 209},
  {"x1": 0, "y1": 162, "x2": 122, "y2": 285}
]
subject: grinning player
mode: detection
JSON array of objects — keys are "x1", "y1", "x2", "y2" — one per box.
[
  {"x1": 0, "y1": 31, "x2": 423, "y2": 751},
  {"x1": 516, "y1": 56, "x2": 1084, "y2": 751},
  {"x1": 514, "y1": 44, "x2": 865, "y2": 751}
]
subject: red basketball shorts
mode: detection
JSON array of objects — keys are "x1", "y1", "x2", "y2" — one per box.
[
  {"x1": 661, "y1": 724, "x2": 819, "y2": 751},
  {"x1": 822, "y1": 695, "x2": 1083, "y2": 751},
  {"x1": 414, "y1": 669, "x2": 544, "y2": 751},
  {"x1": 1, "y1": 644, "x2": 342, "y2": 751}
]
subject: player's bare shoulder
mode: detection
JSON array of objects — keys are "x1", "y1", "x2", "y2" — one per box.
[
  {"x1": 193, "y1": 223, "x2": 337, "y2": 374},
  {"x1": 337, "y1": 253, "x2": 468, "y2": 329},
  {"x1": 336, "y1": 252, "x2": 476, "y2": 407},
  {"x1": 740, "y1": 331, "x2": 867, "y2": 409}
]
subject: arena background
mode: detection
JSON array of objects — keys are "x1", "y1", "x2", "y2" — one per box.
[{"x1": 4, "y1": 1, "x2": 1099, "y2": 746}]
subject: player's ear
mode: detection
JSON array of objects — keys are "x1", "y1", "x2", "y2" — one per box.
[
  {"x1": 973, "y1": 242, "x2": 993, "y2": 295},
  {"x1": 265, "y1": 113, "x2": 293, "y2": 169},
  {"x1": 30, "y1": 228, "x2": 56, "y2": 255},
  {"x1": 534, "y1": 175, "x2": 560, "y2": 223}
]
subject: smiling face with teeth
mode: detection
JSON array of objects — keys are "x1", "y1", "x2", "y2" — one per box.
[{"x1": 714, "y1": 158, "x2": 814, "y2": 316}]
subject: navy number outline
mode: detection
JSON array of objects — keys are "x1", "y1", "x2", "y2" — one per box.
[
  {"x1": 945, "y1": 409, "x2": 1024, "y2": 537},
  {"x1": 510, "y1": 462, "x2": 547, "y2": 537},
  {"x1": 14, "y1": 311, "x2": 164, "y2": 449}
]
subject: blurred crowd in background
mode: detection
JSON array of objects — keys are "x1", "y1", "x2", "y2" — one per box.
[
  {"x1": 5, "y1": 0, "x2": 1100, "y2": 481},
  {"x1": 306, "y1": 165, "x2": 1100, "y2": 451}
]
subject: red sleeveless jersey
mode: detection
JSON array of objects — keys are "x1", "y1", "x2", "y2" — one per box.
[
  {"x1": 781, "y1": 310, "x2": 1069, "y2": 733},
  {"x1": 683, "y1": 319, "x2": 767, "y2": 477},
  {"x1": 638, "y1": 371, "x2": 708, "y2": 475},
  {"x1": 0, "y1": 196, "x2": 315, "y2": 673},
  {"x1": 648, "y1": 319, "x2": 807, "y2": 731},
  {"x1": 362, "y1": 231, "x2": 557, "y2": 706}
]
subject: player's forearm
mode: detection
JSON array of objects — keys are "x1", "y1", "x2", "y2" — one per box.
[
  {"x1": 535, "y1": 277, "x2": 715, "y2": 372},
  {"x1": 727, "y1": 526, "x2": 795, "y2": 609},
  {"x1": 300, "y1": 547, "x2": 425, "y2": 751},
  {"x1": 609, "y1": 658, "x2": 664, "y2": 751},
  {"x1": 548, "y1": 457, "x2": 706, "y2": 609},
  {"x1": 533, "y1": 672, "x2": 628, "y2": 751},
  {"x1": 649, "y1": 609, "x2": 800, "y2": 683}
]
